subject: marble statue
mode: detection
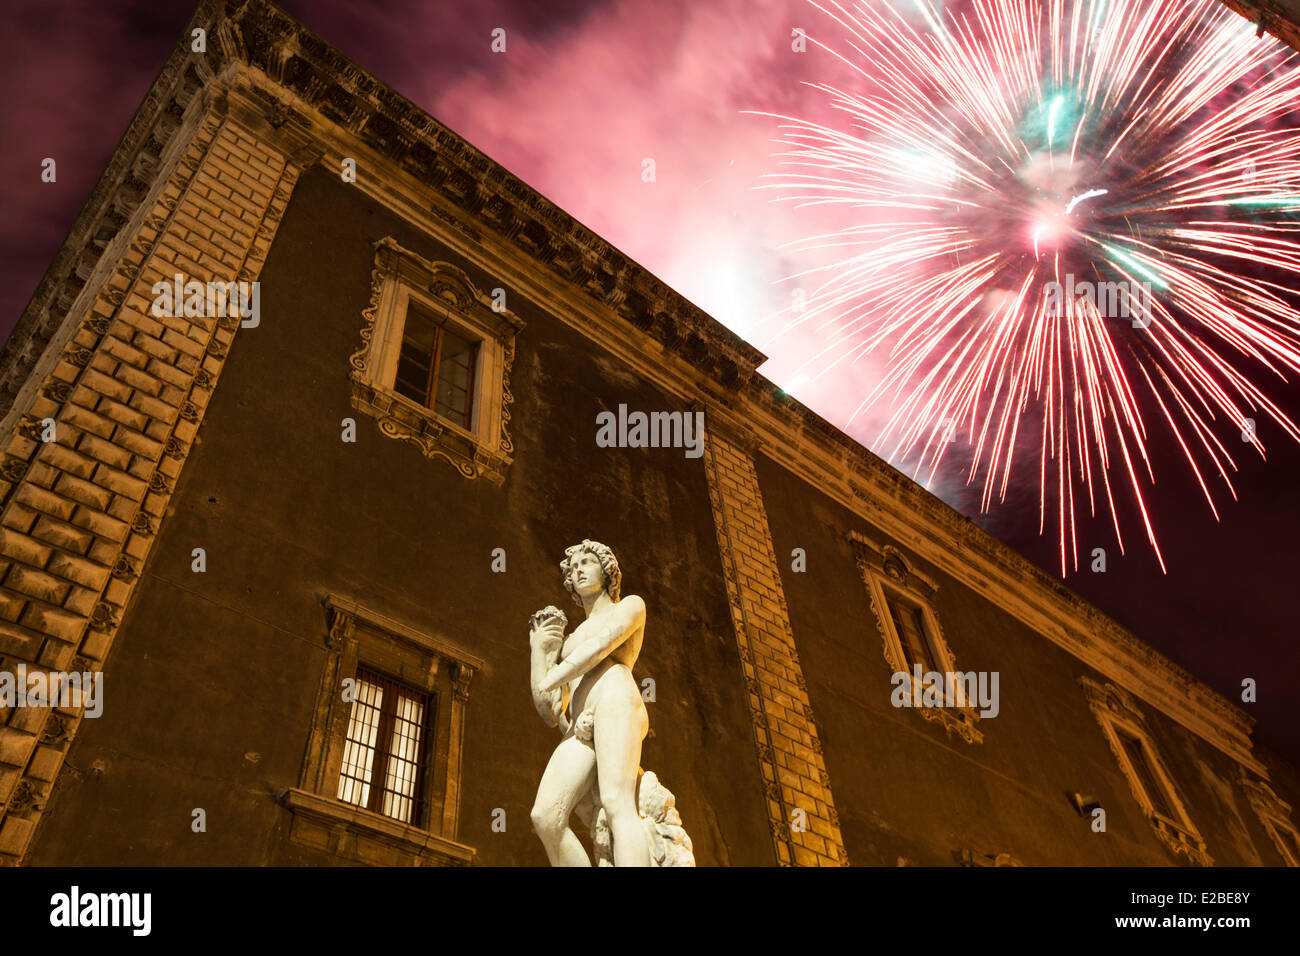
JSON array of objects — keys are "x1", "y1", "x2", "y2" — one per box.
[{"x1": 529, "y1": 540, "x2": 695, "y2": 866}]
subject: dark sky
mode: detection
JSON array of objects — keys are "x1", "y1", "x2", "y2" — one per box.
[{"x1": 3, "y1": 0, "x2": 1296, "y2": 765}]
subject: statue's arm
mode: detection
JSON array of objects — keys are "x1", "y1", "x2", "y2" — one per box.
[
  {"x1": 530, "y1": 635, "x2": 565, "y2": 727},
  {"x1": 537, "y1": 596, "x2": 645, "y2": 693},
  {"x1": 530, "y1": 624, "x2": 566, "y2": 728}
]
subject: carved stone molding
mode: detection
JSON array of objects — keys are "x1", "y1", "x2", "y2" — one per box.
[
  {"x1": 325, "y1": 604, "x2": 355, "y2": 650},
  {"x1": 0, "y1": 2, "x2": 1264, "y2": 871},
  {"x1": 39, "y1": 715, "x2": 69, "y2": 747},
  {"x1": 9, "y1": 781, "x2": 45, "y2": 814},
  {"x1": 0, "y1": 457, "x2": 28, "y2": 483},
  {"x1": 17, "y1": 416, "x2": 45, "y2": 443},
  {"x1": 450, "y1": 662, "x2": 475, "y2": 703},
  {"x1": 200, "y1": 1, "x2": 763, "y2": 402},
  {"x1": 90, "y1": 603, "x2": 120, "y2": 631},
  {"x1": 111, "y1": 555, "x2": 138, "y2": 582},
  {"x1": 1080, "y1": 677, "x2": 1213, "y2": 866}
]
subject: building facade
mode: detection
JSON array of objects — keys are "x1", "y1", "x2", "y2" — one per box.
[{"x1": 0, "y1": 0, "x2": 1297, "y2": 867}]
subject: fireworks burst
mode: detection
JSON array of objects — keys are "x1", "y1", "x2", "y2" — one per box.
[{"x1": 754, "y1": 0, "x2": 1300, "y2": 574}]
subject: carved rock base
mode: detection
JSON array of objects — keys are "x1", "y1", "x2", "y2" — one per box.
[{"x1": 591, "y1": 770, "x2": 696, "y2": 867}]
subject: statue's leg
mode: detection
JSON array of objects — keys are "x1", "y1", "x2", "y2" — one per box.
[
  {"x1": 573, "y1": 786, "x2": 597, "y2": 832},
  {"x1": 531, "y1": 736, "x2": 597, "y2": 866},
  {"x1": 593, "y1": 694, "x2": 651, "y2": 867}
]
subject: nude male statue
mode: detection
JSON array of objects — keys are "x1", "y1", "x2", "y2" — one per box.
[{"x1": 528, "y1": 540, "x2": 651, "y2": 867}]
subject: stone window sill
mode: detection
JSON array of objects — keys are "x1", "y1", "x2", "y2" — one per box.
[{"x1": 279, "y1": 787, "x2": 475, "y2": 867}]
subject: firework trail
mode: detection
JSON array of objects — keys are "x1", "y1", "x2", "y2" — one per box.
[{"x1": 753, "y1": 0, "x2": 1300, "y2": 574}]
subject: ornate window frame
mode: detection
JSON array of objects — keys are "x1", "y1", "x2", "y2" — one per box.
[
  {"x1": 1079, "y1": 677, "x2": 1212, "y2": 866},
  {"x1": 1240, "y1": 773, "x2": 1300, "y2": 866},
  {"x1": 281, "y1": 594, "x2": 485, "y2": 866},
  {"x1": 850, "y1": 531, "x2": 983, "y2": 744},
  {"x1": 350, "y1": 236, "x2": 523, "y2": 485}
]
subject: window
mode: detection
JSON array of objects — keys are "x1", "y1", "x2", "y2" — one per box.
[
  {"x1": 884, "y1": 591, "x2": 942, "y2": 676},
  {"x1": 393, "y1": 305, "x2": 478, "y2": 429},
  {"x1": 349, "y1": 236, "x2": 524, "y2": 485},
  {"x1": 279, "y1": 596, "x2": 484, "y2": 866},
  {"x1": 1115, "y1": 728, "x2": 1177, "y2": 821},
  {"x1": 1240, "y1": 774, "x2": 1300, "y2": 866},
  {"x1": 337, "y1": 668, "x2": 432, "y2": 825},
  {"x1": 850, "y1": 531, "x2": 983, "y2": 743},
  {"x1": 1079, "y1": 677, "x2": 1212, "y2": 866}
]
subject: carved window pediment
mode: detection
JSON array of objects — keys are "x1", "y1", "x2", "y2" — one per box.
[{"x1": 350, "y1": 236, "x2": 522, "y2": 485}]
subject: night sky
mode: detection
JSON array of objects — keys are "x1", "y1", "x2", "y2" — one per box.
[{"x1": 3, "y1": 0, "x2": 1296, "y2": 764}]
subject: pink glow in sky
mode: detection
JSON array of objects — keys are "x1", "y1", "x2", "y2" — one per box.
[{"x1": 420, "y1": 0, "x2": 876, "y2": 433}]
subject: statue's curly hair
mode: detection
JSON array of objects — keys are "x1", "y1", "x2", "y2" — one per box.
[{"x1": 561, "y1": 539, "x2": 622, "y2": 607}]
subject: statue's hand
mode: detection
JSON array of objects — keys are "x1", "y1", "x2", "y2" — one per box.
[{"x1": 529, "y1": 621, "x2": 565, "y2": 651}]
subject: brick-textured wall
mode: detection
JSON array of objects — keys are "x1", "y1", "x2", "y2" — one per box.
[
  {"x1": 0, "y1": 91, "x2": 309, "y2": 864},
  {"x1": 702, "y1": 422, "x2": 849, "y2": 866}
]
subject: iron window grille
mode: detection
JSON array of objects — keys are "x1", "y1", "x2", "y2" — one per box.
[{"x1": 336, "y1": 667, "x2": 433, "y2": 827}]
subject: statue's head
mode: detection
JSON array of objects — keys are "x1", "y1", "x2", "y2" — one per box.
[{"x1": 561, "y1": 539, "x2": 622, "y2": 607}]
